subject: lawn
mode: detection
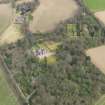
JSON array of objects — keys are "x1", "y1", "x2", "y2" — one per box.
[
  {"x1": 32, "y1": 41, "x2": 60, "y2": 51},
  {"x1": 83, "y1": 0, "x2": 105, "y2": 12},
  {"x1": 66, "y1": 24, "x2": 77, "y2": 36},
  {"x1": 32, "y1": 41, "x2": 60, "y2": 64},
  {"x1": 0, "y1": 24, "x2": 24, "y2": 45},
  {"x1": 45, "y1": 55, "x2": 57, "y2": 64},
  {"x1": 0, "y1": 68, "x2": 19, "y2": 105}
]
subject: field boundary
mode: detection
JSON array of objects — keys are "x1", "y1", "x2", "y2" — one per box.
[
  {"x1": 0, "y1": 52, "x2": 38, "y2": 105},
  {"x1": 94, "y1": 95, "x2": 105, "y2": 105},
  {"x1": 75, "y1": 0, "x2": 105, "y2": 30},
  {"x1": 0, "y1": 54, "x2": 27, "y2": 105}
]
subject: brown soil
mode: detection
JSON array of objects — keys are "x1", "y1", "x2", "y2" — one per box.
[
  {"x1": 86, "y1": 45, "x2": 105, "y2": 74},
  {"x1": 95, "y1": 11, "x2": 105, "y2": 25},
  {"x1": 29, "y1": 0, "x2": 79, "y2": 33},
  {"x1": 0, "y1": 3, "x2": 13, "y2": 33}
]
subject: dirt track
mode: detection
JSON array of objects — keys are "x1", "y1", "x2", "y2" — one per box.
[
  {"x1": 86, "y1": 45, "x2": 105, "y2": 74},
  {"x1": 29, "y1": 0, "x2": 79, "y2": 33}
]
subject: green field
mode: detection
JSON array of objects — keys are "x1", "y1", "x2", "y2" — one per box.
[
  {"x1": 95, "y1": 95, "x2": 105, "y2": 105},
  {"x1": 0, "y1": 69, "x2": 19, "y2": 105},
  {"x1": 83, "y1": 0, "x2": 105, "y2": 12}
]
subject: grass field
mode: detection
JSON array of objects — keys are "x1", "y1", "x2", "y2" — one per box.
[
  {"x1": 95, "y1": 95, "x2": 105, "y2": 105},
  {"x1": 0, "y1": 24, "x2": 24, "y2": 45},
  {"x1": 0, "y1": 69, "x2": 19, "y2": 105},
  {"x1": 83, "y1": 0, "x2": 105, "y2": 12}
]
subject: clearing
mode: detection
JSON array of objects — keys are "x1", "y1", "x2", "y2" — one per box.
[
  {"x1": 86, "y1": 45, "x2": 105, "y2": 74},
  {"x1": 32, "y1": 41, "x2": 60, "y2": 64},
  {"x1": 0, "y1": 68, "x2": 19, "y2": 105},
  {"x1": 0, "y1": 3, "x2": 13, "y2": 34},
  {"x1": 29, "y1": 0, "x2": 78, "y2": 33},
  {"x1": 0, "y1": 24, "x2": 24, "y2": 45}
]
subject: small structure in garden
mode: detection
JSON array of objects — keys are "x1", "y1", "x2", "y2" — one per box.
[
  {"x1": 32, "y1": 48, "x2": 53, "y2": 59},
  {"x1": 31, "y1": 41, "x2": 59, "y2": 60},
  {"x1": 16, "y1": 2, "x2": 32, "y2": 15},
  {"x1": 33, "y1": 48, "x2": 47, "y2": 58}
]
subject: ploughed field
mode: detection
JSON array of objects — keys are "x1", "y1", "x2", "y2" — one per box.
[
  {"x1": 86, "y1": 45, "x2": 105, "y2": 74},
  {"x1": 0, "y1": 3, "x2": 13, "y2": 34},
  {"x1": 29, "y1": 0, "x2": 79, "y2": 33},
  {"x1": 94, "y1": 11, "x2": 105, "y2": 25}
]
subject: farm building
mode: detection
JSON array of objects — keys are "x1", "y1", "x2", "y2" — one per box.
[
  {"x1": 16, "y1": 2, "x2": 32, "y2": 14},
  {"x1": 16, "y1": 0, "x2": 40, "y2": 15}
]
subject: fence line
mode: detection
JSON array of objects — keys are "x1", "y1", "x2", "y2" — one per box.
[
  {"x1": 75, "y1": 0, "x2": 105, "y2": 30},
  {"x1": 0, "y1": 54, "x2": 27, "y2": 105}
]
